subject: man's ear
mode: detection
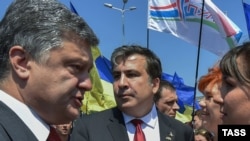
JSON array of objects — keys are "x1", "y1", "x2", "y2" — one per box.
[
  {"x1": 152, "y1": 78, "x2": 160, "y2": 94},
  {"x1": 9, "y1": 46, "x2": 30, "y2": 79}
]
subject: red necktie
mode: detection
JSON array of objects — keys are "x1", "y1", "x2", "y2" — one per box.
[
  {"x1": 47, "y1": 126, "x2": 61, "y2": 141},
  {"x1": 131, "y1": 119, "x2": 146, "y2": 141}
]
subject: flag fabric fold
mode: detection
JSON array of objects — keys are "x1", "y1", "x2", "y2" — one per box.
[
  {"x1": 70, "y1": 1, "x2": 79, "y2": 15},
  {"x1": 148, "y1": 0, "x2": 242, "y2": 57},
  {"x1": 81, "y1": 46, "x2": 116, "y2": 114},
  {"x1": 69, "y1": 1, "x2": 116, "y2": 114}
]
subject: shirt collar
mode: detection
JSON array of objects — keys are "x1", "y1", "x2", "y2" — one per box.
[{"x1": 123, "y1": 104, "x2": 158, "y2": 128}]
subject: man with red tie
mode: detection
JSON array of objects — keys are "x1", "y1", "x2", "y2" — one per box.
[{"x1": 70, "y1": 45, "x2": 194, "y2": 141}]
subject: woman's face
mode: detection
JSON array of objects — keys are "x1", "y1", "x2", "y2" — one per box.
[
  {"x1": 220, "y1": 56, "x2": 250, "y2": 124},
  {"x1": 220, "y1": 76, "x2": 250, "y2": 124},
  {"x1": 200, "y1": 83, "x2": 223, "y2": 135}
]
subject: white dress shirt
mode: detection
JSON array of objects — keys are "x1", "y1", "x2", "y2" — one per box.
[
  {"x1": 123, "y1": 104, "x2": 160, "y2": 141},
  {"x1": 0, "y1": 90, "x2": 50, "y2": 141}
]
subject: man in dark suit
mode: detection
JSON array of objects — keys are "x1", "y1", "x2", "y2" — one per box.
[
  {"x1": 70, "y1": 45, "x2": 194, "y2": 141},
  {"x1": 0, "y1": 0, "x2": 99, "y2": 140}
]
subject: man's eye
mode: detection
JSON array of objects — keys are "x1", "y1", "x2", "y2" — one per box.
[
  {"x1": 166, "y1": 101, "x2": 174, "y2": 105},
  {"x1": 127, "y1": 73, "x2": 138, "y2": 78},
  {"x1": 205, "y1": 95, "x2": 213, "y2": 100},
  {"x1": 69, "y1": 64, "x2": 83, "y2": 73},
  {"x1": 113, "y1": 74, "x2": 120, "y2": 80},
  {"x1": 72, "y1": 65, "x2": 81, "y2": 70}
]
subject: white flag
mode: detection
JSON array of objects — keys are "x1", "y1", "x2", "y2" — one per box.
[{"x1": 148, "y1": 0, "x2": 242, "y2": 57}]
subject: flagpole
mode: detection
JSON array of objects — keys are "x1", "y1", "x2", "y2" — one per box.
[
  {"x1": 146, "y1": 0, "x2": 150, "y2": 49},
  {"x1": 191, "y1": 0, "x2": 205, "y2": 127}
]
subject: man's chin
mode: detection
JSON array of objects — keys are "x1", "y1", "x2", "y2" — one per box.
[{"x1": 67, "y1": 109, "x2": 80, "y2": 120}]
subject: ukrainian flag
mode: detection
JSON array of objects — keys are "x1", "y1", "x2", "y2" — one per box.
[
  {"x1": 162, "y1": 72, "x2": 200, "y2": 123},
  {"x1": 81, "y1": 46, "x2": 116, "y2": 114},
  {"x1": 68, "y1": 1, "x2": 116, "y2": 114}
]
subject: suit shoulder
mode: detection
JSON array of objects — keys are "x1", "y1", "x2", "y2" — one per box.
[{"x1": 158, "y1": 112, "x2": 193, "y2": 130}]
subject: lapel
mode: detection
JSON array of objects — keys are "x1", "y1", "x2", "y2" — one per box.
[
  {"x1": 158, "y1": 111, "x2": 176, "y2": 141},
  {"x1": 107, "y1": 108, "x2": 129, "y2": 141},
  {"x1": 104, "y1": 108, "x2": 178, "y2": 141},
  {"x1": 0, "y1": 101, "x2": 38, "y2": 140}
]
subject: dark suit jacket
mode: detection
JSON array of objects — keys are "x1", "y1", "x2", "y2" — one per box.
[
  {"x1": 70, "y1": 107, "x2": 194, "y2": 141},
  {"x1": 0, "y1": 101, "x2": 38, "y2": 141}
]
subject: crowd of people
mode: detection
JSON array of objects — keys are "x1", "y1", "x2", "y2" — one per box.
[{"x1": 0, "y1": 0, "x2": 250, "y2": 141}]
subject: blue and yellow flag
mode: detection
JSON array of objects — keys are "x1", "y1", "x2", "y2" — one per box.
[
  {"x1": 68, "y1": 1, "x2": 116, "y2": 114},
  {"x1": 162, "y1": 72, "x2": 200, "y2": 123},
  {"x1": 82, "y1": 46, "x2": 116, "y2": 114}
]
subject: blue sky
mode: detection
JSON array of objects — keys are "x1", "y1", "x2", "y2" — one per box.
[{"x1": 0, "y1": 0, "x2": 249, "y2": 97}]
